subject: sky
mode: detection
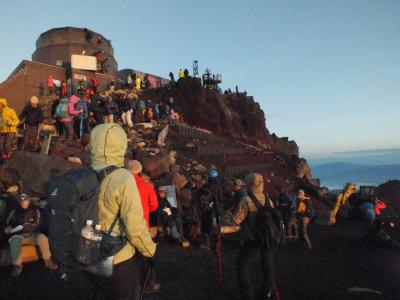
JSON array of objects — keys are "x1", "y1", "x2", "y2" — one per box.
[{"x1": 0, "y1": 0, "x2": 399, "y2": 159}]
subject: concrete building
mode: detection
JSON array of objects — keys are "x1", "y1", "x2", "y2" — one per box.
[{"x1": 0, "y1": 27, "x2": 168, "y2": 113}]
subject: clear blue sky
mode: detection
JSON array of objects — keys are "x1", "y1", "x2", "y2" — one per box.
[{"x1": 0, "y1": 0, "x2": 399, "y2": 158}]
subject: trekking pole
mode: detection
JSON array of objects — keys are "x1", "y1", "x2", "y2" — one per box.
[
  {"x1": 34, "y1": 126, "x2": 41, "y2": 152},
  {"x1": 79, "y1": 116, "x2": 83, "y2": 140},
  {"x1": 139, "y1": 263, "x2": 152, "y2": 300},
  {"x1": 215, "y1": 224, "x2": 223, "y2": 283}
]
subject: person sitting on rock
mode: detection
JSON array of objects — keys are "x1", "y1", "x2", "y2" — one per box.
[
  {"x1": 296, "y1": 190, "x2": 314, "y2": 249},
  {"x1": 0, "y1": 98, "x2": 20, "y2": 160},
  {"x1": 157, "y1": 186, "x2": 190, "y2": 248},
  {"x1": 4, "y1": 193, "x2": 57, "y2": 277},
  {"x1": 19, "y1": 96, "x2": 44, "y2": 152}
]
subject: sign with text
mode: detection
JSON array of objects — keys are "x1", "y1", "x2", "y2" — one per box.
[{"x1": 71, "y1": 54, "x2": 97, "y2": 71}]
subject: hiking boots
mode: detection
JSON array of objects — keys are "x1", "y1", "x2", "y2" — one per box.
[
  {"x1": 175, "y1": 237, "x2": 190, "y2": 248},
  {"x1": 11, "y1": 265, "x2": 23, "y2": 278},
  {"x1": 44, "y1": 259, "x2": 58, "y2": 270}
]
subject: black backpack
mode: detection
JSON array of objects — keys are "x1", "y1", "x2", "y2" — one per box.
[
  {"x1": 247, "y1": 192, "x2": 285, "y2": 250},
  {"x1": 47, "y1": 166, "x2": 124, "y2": 275}
]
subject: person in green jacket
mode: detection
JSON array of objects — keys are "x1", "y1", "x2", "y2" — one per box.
[{"x1": 90, "y1": 123, "x2": 157, "y2": 300}]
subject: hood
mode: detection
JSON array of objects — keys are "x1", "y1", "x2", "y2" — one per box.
[
  {"x1": 0, "y1": 98, "x2": 8, "y2": 108},
  {"x1": 69, "y1": 95, "x2": 80, "y2": 105},
  {"x1": 245, "y1": 173, "x2": 264, "y2": 194},
  {"x1": 90, "y1": 123, "x2": 128, "y2": 169}
]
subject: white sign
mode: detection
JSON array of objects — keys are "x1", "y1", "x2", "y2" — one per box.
[{"x1": 71, "y1": 54, "x2": 97, "y2": 71}]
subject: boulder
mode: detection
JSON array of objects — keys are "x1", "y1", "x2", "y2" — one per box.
[{"x1": 0, "y1": 152, "x2": 81, "y2": 196}]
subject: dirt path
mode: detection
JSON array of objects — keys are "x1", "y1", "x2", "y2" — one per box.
[{"x1": 0, "y1": 220, "x2": 398, "y2": 300}]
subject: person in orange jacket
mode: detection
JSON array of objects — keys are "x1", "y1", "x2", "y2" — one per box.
[{"x1": 126, "y1": 160, "x2": 158, "y2": 229}]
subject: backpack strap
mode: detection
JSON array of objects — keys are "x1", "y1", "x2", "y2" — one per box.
[
  {"x1": 247, "y1": 190, "x2": 264, "y2": 210},
  {"x1": 93, "y1": 166, "x2": 123, "y2": 237}
]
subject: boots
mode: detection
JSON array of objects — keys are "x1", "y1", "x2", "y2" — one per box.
[
  {"x1": 44, "y1": 258, "x2": 58, "y2": 270},
  {"x1": 200, "y1": 234, "x2": 211, "y2": 251}
]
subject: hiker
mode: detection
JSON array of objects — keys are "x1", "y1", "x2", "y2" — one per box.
[
  {"x1": 91, "y1": 124, "x2": 157, "y2": 300},
  {"x1": 178, "y1": 69, "x2": 185, "y2": 79},
  {"x1": 286, "y1": 194, "x2": 298, "y2": 238},
  {"x1": 146, "y1": 107, "x2": 154, "y2": 122},
  {"x1": 330, "y1": 183, "x2": 356, "y2": 224},
  {"x1": 194, "y1": 170, "x2": 223, "y2": 250},
  {"x1": 0, "y1": 98, "x2": 19, "y2": 160},
  {"x1": 276, "y1": 188, "x2": 293, "y2": 236},
  {"x1": 61, "y1": 81, "x2": 68, "y2": 97},
  {"x1": 296, "y1": 190, "x2": 314, "y2": 249},
  {"x1": 127, "y1": 73, "x2": 133, "y2": 90},
  {"x1": 121, "y1": 95, "x2": 134, "y2": 128},
  {"x1": 126, "y1": 160, "x2": 158, "y2": 230},
  {"x1": 19, "y1": 96, "x2": 44, "y2": 152},
  {"x1": 228, "y1": 179, "x2": 246, "y2": 212},
  {"x1": 184, "y1": 68, "x2": 189, "y2": 77},
  {"x1": 46, "y1": 75, "x2": 54, "y2": 95},
  {"x1": 157, "y1": 186, "x2": 190, "y2": 247},
  {"x1": 4, "y1": 194, "x2": 57, "y2": 277},
  {"x1": 135, "y1": 76, "x2": 141, "y2": 91},
  {"x1": 168, "y1": 72, "x2": 175, "y2": 85},
  {"x1": 74, "y1": 95, "x2": 89, "y2": 140},
  {"x1": 89, "y1": 94, "x2": 105, "y2": 126},
  {"x1": 222, "y1": 173, "x2": 277, "y2": 300},
  {"x1": 51, "y1": 94, "x2": 63, "y2": 136},
  {"x1": 55, "y1": 95, "x2": 83, "y2": 141},
  {"x1": 91, "y1": 76, "x2": 99, "y2": 95},
  {"x1": 103, "y1": 95, "x2": 117, "y2": 124},
  {"x1": 77, "y1": 79, "x2": 87, "y2": 96}
]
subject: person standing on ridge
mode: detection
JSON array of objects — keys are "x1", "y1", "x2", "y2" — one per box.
[
  {"x1": 0, "y1": 98, "x2": 19, "y2": 160},
  {"x1": 19, "y1": 96, "x2": 43, "y2": 152}
]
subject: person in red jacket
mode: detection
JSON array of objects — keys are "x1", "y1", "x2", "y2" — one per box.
[
  {"x1": 126, "y1": 159, "x2": 161, "y2": 294},
  {"x1": 126, "y1": 160, "x2": 158, "y2": 229}
]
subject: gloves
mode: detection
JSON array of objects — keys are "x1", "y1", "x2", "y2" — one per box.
[{"x1": 162, "y1": 207, "x2": 172, "y2": 216}]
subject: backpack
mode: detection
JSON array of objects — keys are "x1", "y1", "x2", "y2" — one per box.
[
  {"x1": 47, "y1": 166, "x2": 124, "y2": 277},
  {"x1": 304, "y1": 199, "x2": 315, "y2": 219},
  {"x1": 197, "y1": 186, "x2": 213, "y2": 212},
  {"x1": 277, "y1": 193, "x2": 290, "y2": 207},
  {"x1": 54, "y1": 99, "x2": 70, "y2": 118},
  {"x1": 247, "y1": 192, "x2": 285, "y2": 250}
]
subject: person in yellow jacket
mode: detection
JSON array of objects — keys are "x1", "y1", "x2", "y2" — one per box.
[
  {"x1": 329, "y1": 183, "x2": 356, "y2": 224},
  {"x1": 0, "y1": 98, "x2": 19, "y2": 159},
  {"x1": 90, "y1": 123, "x2": 156, "y2": 300},
  {"x1": 135, "y1": 76, "x2": 141, "y2": 91},
  {"x1": 178, "y1": 68, "x2": 185, "y2": 79}
]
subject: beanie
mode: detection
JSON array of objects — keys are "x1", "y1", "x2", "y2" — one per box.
[
  {"x1": 30, "y1": 96, "x2": 39, "y2": 105},
  {"x1": 127, "y1": 160, "x2": 143, "y2": 175}
]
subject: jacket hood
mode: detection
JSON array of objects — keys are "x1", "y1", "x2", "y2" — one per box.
[
  {"x1": 90, "y1": 124, "x2": 128, "y2": 168},
  {"x1": 245, "y1": 173, "x2": 264, "y2": 193},
  {"x1": 69, "y1": 95, "x2": 80, "y2": 105},
  {"x1": 0, "y1": 98, "x2": 8, "y2": 108}
]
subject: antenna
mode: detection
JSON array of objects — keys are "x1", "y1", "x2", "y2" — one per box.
[{"x1": 193, "y1": 60, "x2": 199, "y2": 78}]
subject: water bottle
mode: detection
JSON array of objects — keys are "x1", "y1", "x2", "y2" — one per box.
[
  {"x1": 93, "y1": 224, "x2": 103, "y2": 241},
  {"x1": 81, "y1": 220, "x2": 94, "y2": 239},
  {"x1": 79, "y1": 220, "x2": 94, "y2": 264}
]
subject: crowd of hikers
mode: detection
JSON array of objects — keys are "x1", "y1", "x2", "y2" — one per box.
[{"x1": 0, "y1": 70, "x2": 397, "y2": 300}]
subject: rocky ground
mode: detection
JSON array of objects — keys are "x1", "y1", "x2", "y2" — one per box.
[{"x1": 0, "y1": 219, "x2": 398, "y2": 300}]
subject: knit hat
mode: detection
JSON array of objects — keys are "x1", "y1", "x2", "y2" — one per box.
[
  {"x1": 19, "y1": 193, "x2": 30, "y2": 202},
  {"x1": 127, "y1": 160, "x2": 142, "y2": 174},
  {"x1": 30, "y1": 96, "x2": 39, "y2": 105},
  {"x1": 158, "y1": 186, "x2": 167, "y2": 192}
]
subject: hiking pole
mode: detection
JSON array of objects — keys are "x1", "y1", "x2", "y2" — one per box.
[
  {"x1": 215, "y1": 224, "x2": 223, "y2": 283},
  {"x1": 139, "y1": 262, "x2": 152, "y2": 300},
  {"x1": 34, "y1": 126, "x2": 41, "y2": 152}
]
